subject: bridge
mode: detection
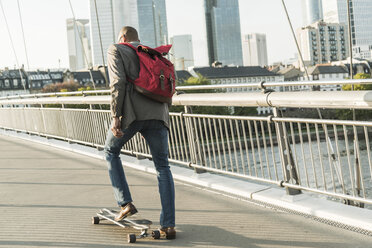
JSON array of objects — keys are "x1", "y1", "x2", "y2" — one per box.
[{"x1": 1, "y1": 80, "x2": 372, "y2": 247}]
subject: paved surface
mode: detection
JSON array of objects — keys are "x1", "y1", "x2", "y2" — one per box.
[{"x1": 0, "y1": 134, "x2": 372, "y2": 248}]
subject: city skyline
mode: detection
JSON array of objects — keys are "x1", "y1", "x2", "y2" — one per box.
[
  {"x1": 89, "y1": 0, "x2": 168, "y2": 66},
  {"x1": 0, "y1": 0, "x2": 302, "y2": 70}
]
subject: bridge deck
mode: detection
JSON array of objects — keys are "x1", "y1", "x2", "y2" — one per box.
[{"x1": 0, "y1": 134, "x2": 371, "y2": 248}]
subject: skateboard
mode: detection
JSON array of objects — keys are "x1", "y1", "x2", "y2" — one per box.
[{"x1": 92, "y1": 208, "x2": 161, "y2": 243}]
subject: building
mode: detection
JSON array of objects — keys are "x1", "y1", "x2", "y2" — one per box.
[
  {"x1": 170, "y1": 35, "x2": 194, "y2": 71},
  {"x1": 191, "y1": 66, "x2": 284, "y2": 114},
  {"x1": 89, "y1": 0, "x2": 115, "y2": 66},
  {"x1": 353, "y1": 45, "x2": 372, "y2": 60},
  {"x1": 297, "y1": 21, "x2": 349, "y2": 66},
  {"x1": 66, "y1": 19, "x2": 92, "y2": 71},
  {"x1": 242, "y1": 33, "x2": 268, "y2": 67},
  {"x1": 275, "y1": 66, "x2": 304, "y2": 91},
  {"x1": 175, "y1": 70, "x2": 192, "y2": 84},
  {"x1": 192, "y1": 66, "x2": 283, "y2": 92},
  {"x1": 302, "y1": 0, "x2": 323, "y2": 26},
  {"x1": 27, "y1": 70, "x2": 64, "y2": 91},
  {"x1": 277, "y1": 66, "x2": 303, "y2": 82},
  {"x1": 138, "y1": 0, "x2": 168, "y2": 47},
  {"x1": 204, "y1": 0, "x2": 243, "y2": 66},
  {"x1": 71, "y1": 70, "x2": 106, "y2": 87},
  {"x1": 0, "y1": 69, "x2": 29, "y2": 97},
  {"x1": 322, "y1": 0, "x2": 372, "y2": 59},
  {"x1": 300, "y1": 65, "x2": 349, "y2": 91},
  {"x1": 331, "y1": 57, "x2": 372, "y2": 76},
  {"x1": 89, "y1": 0, "x2": 168, "y2": 66}
]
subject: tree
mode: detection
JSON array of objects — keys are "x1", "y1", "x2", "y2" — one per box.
[
  {"x1": 342, "y1": 73, "x2": 372, "y2": 91},
  {"x1": 179, "y1": 73, "x2": 213, "y2": 92},
  {"x1": 171, "y1": 74, "x2": 230, "y2": 115},
  {"x1": 41, "y1": 80, "x2": 104, "y2": 109},
  {"x1": 338, "y1": 73, "x2": 372, "y2": 120},
  {"x1": 42, "y1": 80, "x2": 80, "y2": 93},
  {"x1": 233, "y1": 107, "x2": 257, "y2": 116}
]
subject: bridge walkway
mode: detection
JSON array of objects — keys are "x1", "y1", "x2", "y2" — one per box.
[{"x1": 0, "y1": 134, "x2": 371, "y2": 248}]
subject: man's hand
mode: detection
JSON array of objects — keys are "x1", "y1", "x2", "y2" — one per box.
[{"x1": 111, "y1": 117, "x2": 124, "y2": 138}]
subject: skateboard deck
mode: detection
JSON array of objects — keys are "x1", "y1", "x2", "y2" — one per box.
[{"x1": 92, "y1": 208, "x2": 160, "y2": 243}]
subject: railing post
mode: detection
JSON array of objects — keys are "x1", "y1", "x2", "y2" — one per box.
[
  {"x1": 184, "y1": 106, "x2": 206, "y2": 173},
  {"x1": 273, "y1": 107, "x2": 301, "y2": 195},
  {"x1": 40, "y1": 104, "x2": 47, "y2": 135},
  {"x1": 353, "y1": 136, "x2": 364, "y2": 208}
]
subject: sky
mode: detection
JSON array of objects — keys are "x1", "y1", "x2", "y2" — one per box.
[{"x1": 0, "y1": 0, "x2": 303, "y2": 70}]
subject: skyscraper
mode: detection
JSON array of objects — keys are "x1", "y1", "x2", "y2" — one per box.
[
  {"x1": 170, "y1": 35, "x2": 194, "y2": 70},
  {"x1": 138, "y1": 0, "x2": 168, "y2": 48},
  {"x1": 89, "y1": 0, "x2": 168, "y2": 66},
  {"x1": 297, "y1": 21, "x2": 349, "y2": 66},
  {"x1": 204, "y1": 0, "x2": 243, "y2": 66},
  {"x1": 322, "y1": 0, "x2": 372, "y2": 58},
  {"x1": 242, "y1": 33, "x2": 268, "y2": 67},
  {"x1": 302, "y1": 0, "x2": 323, "y2": 26},
  {"x1": 66, "y1": 19, "x2": 92, "y2": 71}
]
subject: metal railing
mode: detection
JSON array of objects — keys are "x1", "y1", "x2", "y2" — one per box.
[
  {"x1": 1, "y1": 81, "x2": 372, "y2": 207},
  {"x1": 1, "y1": 78, "x2": 372, "y2": 101}
]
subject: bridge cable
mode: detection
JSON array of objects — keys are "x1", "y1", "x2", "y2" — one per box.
[
  {"x1": 280, "y1": 0, "x2": 310, "y2": 81},
  {"x1": 280, "y1": 0, "x2": 344, "y2": 187},
  {"x1": 17, "y1": 0, "x2": 30, "y2": 70},
  {"x1": 68, "y1": 0, "x2": 103, "y2": 110},
  {"x1": 0, "y1": 0, "x2": 26, "y2": 91},
  {"x1": 16, "y1": 0, "x2": 33, "y2": 90},
  {"x1": 346, "y1": 0, "x2": 361, "y2": 198},
  {"x1": 68, "y1": 0, "x2": 97, "y2": 92},
  {"x1": 280, "y1": 0, "x2": 328, "y2": 121},
  {"x1": 93, "y1": 0, "x2": 109, "y2": 88}
]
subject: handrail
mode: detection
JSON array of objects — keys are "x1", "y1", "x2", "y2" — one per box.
[
  {"x1": 176, "y1": 78, "x2": 372, "y2": 91},
  {"x1": 1, "y1": 78, "x2": 372, "y2": 101},
  {"x1": 0, "y1": 95, "x2": 109, "y2": 105},
  {"x1": 2, "y1": 90, "x2": 372, "y2": 110},
  {"x1": 0, "y1": 89, "x2": 110, "y2": 100}
]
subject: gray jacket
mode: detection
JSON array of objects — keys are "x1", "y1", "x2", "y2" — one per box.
[{"x1": 107, "y1": 41, "x2": 169, "y2": 129}]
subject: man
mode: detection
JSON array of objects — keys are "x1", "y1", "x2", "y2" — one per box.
[{"x1": 104, "y1": 26, "x2": 176, "y2": 239}]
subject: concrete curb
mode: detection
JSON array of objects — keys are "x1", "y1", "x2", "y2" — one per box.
[{"x1": 1, "y1": 128, "x2": 371, "y2": 234}]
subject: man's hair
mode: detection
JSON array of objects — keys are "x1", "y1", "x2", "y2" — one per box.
[{"x1": 118, "y1": 26, "x2": 139, "y2": 42}]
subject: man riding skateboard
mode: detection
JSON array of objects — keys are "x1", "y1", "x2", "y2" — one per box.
[{"x1": 103, "y1": 26, "x2": 176, "y2": 239}]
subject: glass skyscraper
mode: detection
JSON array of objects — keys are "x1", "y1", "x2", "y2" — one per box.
[
  {"x1": 89, "y1": 0, "x2": 168, "y2": 66},
  {"x1": 302, "y1": 0, "x2": 323, "y2": 26},
  {"x1": 204, "y1": 0, "x2": 243, "y2": 66},
  {"x1": 138, "y1": 0, "x2": 168, "y2": 48},
  {"x1": 322, "y1": 0, "x2": 372, "y2": 48}
]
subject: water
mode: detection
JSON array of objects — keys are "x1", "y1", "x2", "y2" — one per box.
[{"x1": 197, "y1": 139, "x2": 372, "y2": 208}]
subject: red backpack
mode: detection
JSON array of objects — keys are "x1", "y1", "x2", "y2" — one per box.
[{"x1": 120, "y1": 43, "x2": 175, "y2": 104}]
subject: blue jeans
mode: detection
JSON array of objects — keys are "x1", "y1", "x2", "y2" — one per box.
[{"x1": 104, "y1": 120, "x2": 175, "y2": 228}]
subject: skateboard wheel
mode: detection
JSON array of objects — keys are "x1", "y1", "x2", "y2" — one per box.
[
  {"x1": 92, "y1": 216, "x2": 100, "y2": 224},
  {"x1": 152, "y1": 230, "x2": 160, "y2": 239},
  {"x1": 128, "y1": 234, "x2": 136, "y2": 243}
]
